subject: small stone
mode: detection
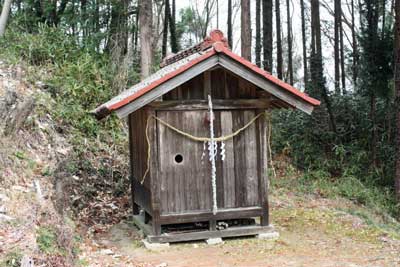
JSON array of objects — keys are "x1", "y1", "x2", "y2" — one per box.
[
  {"x1": 0, "y1": 214, "x2": 14, "y2": 221},
  {"x1": 142, "y1": 239, "x2": 170, "y2": 251},
  {"x1": 56, "y1": 147, "x2": 69, "y2": 155},
  {"x1": 0, "y1": 206, "x2": 6, "y2": 214},
  {"x1": 100, "y1": 249, "x2": 114, "y2": 255},
  {"x1": 12, "y1": 185, "x2": 29, "y2": 193},
  {"x1": 156, "y1": 263, "x2": 168, "y2": 267},
  {"x1": 0, "y1": 194, "x2": 9, "y2": 202},
  {"x1": 35, "y1": 81, "x2": 46, "y2": 89},
  {"x1": 20, "y1": 256, "x2": 34, "y2": 267},
  {"x1": 257, "y1": 231, "x2": 280, "y2": 240},
  {"x1": 205, "y1": 237, "x2": 223, "y2": 245}
]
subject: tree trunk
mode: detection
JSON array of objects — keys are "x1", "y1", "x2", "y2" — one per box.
[
  {"x1": 334, "y1": 0, "x2": 341, "y2": 93},
  {"x1": 134, "y1": 3, "x2": 139, "y2": 55},
  {"x1": 33, "y1": 0, "x2": 45, "y2": 24},
  {"x1": 139, "y1": 0, "x2": 153, "y2": 79},
  {"x1": 394, "y1": 0, "x2": 400, "y2": 200},
  {"x1": 168, "y1": 0, "x2": 178, "y2": 53},
  {"x1": 382, "y1": 0, "x2": 386, "y2": 39},
  {"x1": 81, "y1": 0, "x2": 88, "y2": 37},
  {"x1": 106, "y1": 0, "x2": 129, "y2": 55},
  {"x1": 0, "y1": 0, "x2": 13, "y2": 37},
  {"x1": 310, "y1": 0, "x2": 337, "y2": 133},
  {"x1": 340, "y1": 8, "x2": 346, "y2": 93},
  {"x1": 276, "y1": 0, "x2": 283, "y2": 79},
  {"x1": 241, "y1": 0, "x2": 252, "y2": 61},
  {"x1": 162, "y1": 0, "x2": 169, "y2": 58},
  {"x1": 94, "y1": 0, "x2": 100, "y2": 36},
  {"x1": 255, "y1": 0, "x2": 262, "y2": 67},
  {"x1": 227, "y1": 0, "x2": 233, "y2": 48},
  {"x1": 351, "y1": 0, "x2": 358, "y2": 86},
  {"x1": 286, "y1": 0, "x2": 293, "y2": 85},
  {"x1": 263, "y1": 0, "x2": 273, "y2": 71},
  {"x1": 370, "y1": 93, "x2": 377, "y2": 167},
  {"x1": 54, "y1": 0, "x2": 68, "y2": 26},
  {"x1": 300, "y1": 0, "x2": 308, "y2": 88}
]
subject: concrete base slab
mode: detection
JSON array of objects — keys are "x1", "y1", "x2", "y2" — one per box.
[
  {"x1": 205, "y1": 237, "x2": 223, "y2": 245},
  {"x1": 257, "y1": 231, "x2": 280, "y2": 240},
  {"x1": 142, "y1": 239, "x2": 170, "y2": 251}
]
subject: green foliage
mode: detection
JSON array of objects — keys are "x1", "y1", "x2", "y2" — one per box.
[
  {"x1": 176, "y1": 7, "x2": 206, "y2": 48},
  {"x1": 358, "y1": 0, "x2": 394, "y2": 99},
  {"x1": 49, "y1": 53, "x2": 116, "y2": 136},
  {"x1": 0, "y1": 25, "x2": 79, "y2": 66},
  {"x1": 273, "y1": 92, "x2": 396, "y2": 186},
  {"x1": 13, "y1": 151, "x2": 26, "y2": 160},
  {"x1": 0, "y1": 25, "x2": 125, "y2": 137},
  {"x1": 36, "y1": 227, "x2": 60, "y2": 254},
  {"x1": 273, "y1": 166, "x2": 399, "y2": 219},
  {"x1": 1, "y1": 25, "x2": 130, "y2": 229}
]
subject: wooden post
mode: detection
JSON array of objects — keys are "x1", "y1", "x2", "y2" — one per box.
[
  {"x1": 129, "y1": 115, "x2": 140, "y2": 215},
  {"x1": 204, "y1": 71, "x2": 211, "y2": 98},
  {"x1": 258, "y1": 107, "x2": 270, "y2": 226},
  {"x1": 148, "y1": 109, "x2": 162, "y2": 236},
  {"x1": 209, "y1": 219, "x2": 216, "y2": 231}
]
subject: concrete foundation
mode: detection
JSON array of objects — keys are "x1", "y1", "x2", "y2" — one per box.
[
  {"x1": 205, "y1": 237, "x2": 223, "y2": 245},
  {"x1": 142, "y1": 239, "x2": 170, "y2": 251},
  {"x1": 257, "y1": 231, "x2": 280, "y2": 240}
]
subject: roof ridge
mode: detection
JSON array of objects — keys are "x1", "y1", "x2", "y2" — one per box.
[{"x1": 160, "y1": 29, "x2": 229, "y2": 68}]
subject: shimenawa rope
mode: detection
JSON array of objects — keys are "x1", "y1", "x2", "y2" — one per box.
[{"x1": 140, "y1": 111, "x2": 272, "y2": 185}]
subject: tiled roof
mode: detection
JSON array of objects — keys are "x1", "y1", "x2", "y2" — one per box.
[{"x1": 93, "y1": 30, "x2": 320, "y2": 119}]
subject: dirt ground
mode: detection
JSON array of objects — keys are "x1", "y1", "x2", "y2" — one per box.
[
  {"x1": 78, "y1": 195, "x2": 400, "y2": 267},
  {"x1": 1, "y1": 60, "x2": 399, "y2": 267}
]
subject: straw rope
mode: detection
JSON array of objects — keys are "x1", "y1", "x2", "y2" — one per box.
[{"x1": 140, "y1": 112, "x2": 272, "y2": 184}]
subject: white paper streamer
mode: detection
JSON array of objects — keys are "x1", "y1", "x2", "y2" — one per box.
[{"x1": 208, "y1": 95, "x2": 218, "y2": 215}]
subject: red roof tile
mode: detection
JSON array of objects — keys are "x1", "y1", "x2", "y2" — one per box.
[{"x1": 93, "y1": 30, "x2": 320, "y2": 119}]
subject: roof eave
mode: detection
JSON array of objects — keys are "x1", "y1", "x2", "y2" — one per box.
[{"x1": 92, "y1": 33, "x2": 320, "y2": 120}]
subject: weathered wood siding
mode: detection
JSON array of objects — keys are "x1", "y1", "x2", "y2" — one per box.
[
  {"x1": 129, "y1": 109, "x2": 152, "y2": 214},
  {"x1": 156, "y1": 109, "x2": 260, "y2": 215},
  {"x1": 130, "y1": 67, "x2": 268, "y2": 221},
  {"x1": 157, "y1": 110, "x2": 211, "y2": 214},
  {"x1": 163, "y1": 68, "x2": 258, "y2": 100}
]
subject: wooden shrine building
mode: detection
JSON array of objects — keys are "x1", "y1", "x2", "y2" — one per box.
[{"x1": 93, "y1": 30, "x2": 320, "y2": 243}]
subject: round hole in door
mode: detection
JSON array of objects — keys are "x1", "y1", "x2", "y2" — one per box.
[{"x1": 174, "y1": 154, "x2": 183, "y2": 164}]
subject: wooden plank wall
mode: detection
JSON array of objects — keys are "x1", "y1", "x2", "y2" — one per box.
[
  {"x1": 129, "y1": 109, "x2": 152, "y2": 213},
  {"x1": 157, "y1": 110, "x2": 212, "y2": 214},
  {"x1": 129, "y1": 67, "x2": 267, "y2": 218},
  {"x1": 162, "y1": 68, "x2": 258, "y2": 101},
  {"x1": 156, "y1": 109, "x2": 260, "y2": 215}
]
